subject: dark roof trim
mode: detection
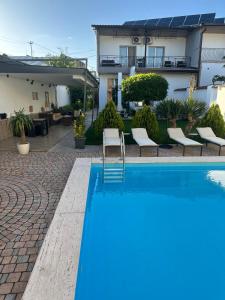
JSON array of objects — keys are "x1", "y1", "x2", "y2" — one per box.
[{"x1": 0, "y1": 55, "x2": 98, "y2": 86}]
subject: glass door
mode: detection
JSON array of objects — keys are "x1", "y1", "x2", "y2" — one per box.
[
  {"x1": 147, "y1": 47, "x2": 164, "y2": 67},
  {"x1": 120, "y1": 46, "x2": 128, "y2": 67}
]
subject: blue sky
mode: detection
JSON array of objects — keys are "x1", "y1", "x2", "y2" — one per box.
[{"x1": 0, "y1": 0, "x2": 225, "y2": 70}]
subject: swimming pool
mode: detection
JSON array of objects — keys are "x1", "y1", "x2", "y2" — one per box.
[{"x1": 75, "y1": 163, "x2": 225, "y2": 300}]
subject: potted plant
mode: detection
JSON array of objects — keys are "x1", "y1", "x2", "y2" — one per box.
[
  {"x1": 212, "y1": 75, "x2": 225, "y2": 85},
  {"x1": 10, "y1": 109, "x2": 33, "y2": 155},
  {"x1": 74, "y1": 113, "x2": 86, "y2": 149}
]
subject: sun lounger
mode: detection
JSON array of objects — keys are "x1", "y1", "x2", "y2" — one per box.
[
  {"x1": 197, "y1": 127, "x2": 225, "y2": 156},
  {"x1": 103, "y1": 128, "x2": 124, "y2": 157},
  {"x1": 132, "y1": 128, "x2": 159, "y2": 156},
  {"x1": 167, "y1": 128, "x2": 203, "y2": 156}
]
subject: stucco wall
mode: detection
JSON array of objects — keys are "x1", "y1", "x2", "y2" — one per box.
[
  {"x1": 56, "y1": 86, "x2": 70, "y2": 107},
  {"x1": 99, "y1": 35, "x2": 186, "y2": 57},
  {"x1": 0, "y1": 76, "x2": 56, "y2": 116},
  {"x1": 202, "y1": 33, "x2": 225, "y2": 48},
  {"x1": 199, "y1": 62, "x2": 225, "y2": 86}
]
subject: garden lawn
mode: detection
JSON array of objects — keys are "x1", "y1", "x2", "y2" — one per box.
[{"x1": 86, "y1": 119, "x2": 189, "y2": 145}]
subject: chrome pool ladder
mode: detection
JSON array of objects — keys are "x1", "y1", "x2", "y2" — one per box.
[{"x1": 103, "y1": 132, "x2": 125, "y2": 183}]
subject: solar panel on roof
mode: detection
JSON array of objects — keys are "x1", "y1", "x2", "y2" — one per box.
[
  {"x1": 170, "y1": 16, "x2": 186, "y2": 27},
  {"x1": 158, "y1": 17, "x2": 173, "y2": 27},
  {"x1": 184, "y1": 14, "x2": 200, "y2": 25},
  {"x1": 145, "y1": 19, "x2": 160, "y2": 26},
  {"x1": 213, "y1": 17, "x2": 225, "y2": 24},
  {"x1": 199, "y1": 13, "x2": 215, "y2": 24},
  {"x1": 135, "y1": 20, "x2": 148, "y2": 25}
]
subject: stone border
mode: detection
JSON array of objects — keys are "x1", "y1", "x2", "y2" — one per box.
[
  {"x1": 22, "y1": 158, "x2": 91, "y2": 300},
  {"x1": 22, "y1": 156, "x2": 225, "y2": 300}
]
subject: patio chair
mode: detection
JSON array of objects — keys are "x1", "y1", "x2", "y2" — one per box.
[
  {"x1": 167, "y1": 128, "x2": 203, "y2": 156},
  {"x1": 132, "y1": 128, "x2": 159, "y2": 156},
  {"x1": 103, "y1": 128, "x2": 124, "y2": 157},
  {"x1": 197, "y1": 127, "x2": 225, "y2": 156}
]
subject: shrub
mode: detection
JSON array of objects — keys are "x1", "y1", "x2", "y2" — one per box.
[
  {"x1": 122, "y1": 73, "x2": 168, "y2": 104},
  {"x1": 132, "y1": 105, "x2": 159, "y2": 140},
  {"x1": 94, "y1": 101, "x2": 124, "y2": 137},
  {"x1": 74, "y1": 113, "x2": 85, "y2": 138},
  {"x1": 199, "y1": 104, "x2": 225, "y2": 137},
  {"x1": 182, "y1": 97, "x2": 207, "y2": 133},
  {"x1": 155, "y1": 99, "x2": 182, "y2": 128}
]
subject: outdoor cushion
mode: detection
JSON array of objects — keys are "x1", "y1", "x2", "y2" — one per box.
[
  {"x1": 132, "y1": 128, "x2": 158, "y2": 146},
  {"x1": 197, "y1": 127, "x2": 225, "y2": 146},
  {"x1": 167, "y1": 128, "x2": 202, "y2": 146}
]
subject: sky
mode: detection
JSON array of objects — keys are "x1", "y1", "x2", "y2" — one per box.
[{"x1": 0, "y1": 0, "x2": 225, "y2": 71}]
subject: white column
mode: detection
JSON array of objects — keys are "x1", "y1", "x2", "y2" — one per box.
[{"x1": 117, "y1": 72, "x2": 123, "y2": 111}]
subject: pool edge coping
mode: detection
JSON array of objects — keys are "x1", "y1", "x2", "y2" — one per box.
[{"x1": 22, "y1": 156, "x2": 225, "y2": 300}]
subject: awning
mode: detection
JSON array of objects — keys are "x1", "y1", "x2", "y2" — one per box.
[{"x1": 0, "y1": 55, "x2": 98, "y2": 88}]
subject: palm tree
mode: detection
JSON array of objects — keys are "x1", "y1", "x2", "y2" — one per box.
[
  {"x1": 183, "y1": 98, "x2": 207, "y2": 133},
  {"x1": 156, "y1": 99, "x2": 182, "y2": 128}
]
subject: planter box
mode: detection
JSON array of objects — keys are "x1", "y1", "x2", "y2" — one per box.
[{"x1": 75, "y1": 137, "x2": 86, "y2": 149}]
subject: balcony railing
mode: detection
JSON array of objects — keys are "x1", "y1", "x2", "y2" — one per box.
[
  {"x1": 100, "y1": 55, "x2": 191, "y2": 69},
  {"x1": 201, "y1": 48, "x2": 225, "y2": 61}
]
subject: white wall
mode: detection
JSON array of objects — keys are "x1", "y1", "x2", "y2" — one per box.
[
  {"x1": 216, "y1": 85, "x2": 225, "y2": 119},
  {"x1": 0, "y1": 76, "x2": 56, "y2": 116},
  {"x1": 200, "y1": 62, "x2": 225, "y2": 86},
  {"x1": 161, "y1": 73, "x2": 195, "y2": 98},
  {"x1": 56, "y1": 86, "x2": 70, "y2": 107},
  {"x1": 99, "y1": 35, "x2": 186, "y2": 57},
  {"x1": 202, "y1": 33, "x2": 225, "y2": 48}
]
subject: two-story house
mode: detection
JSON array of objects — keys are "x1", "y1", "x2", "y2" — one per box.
[{"x1": 92, "y1": 13, "x2": 225, "y2": 110}]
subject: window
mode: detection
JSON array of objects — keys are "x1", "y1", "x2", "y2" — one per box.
[
  {"x1": 32, "y1": 92, "x2": 39, "y2": 100},
  {"x1": 147, "y1": 47, "x2": 164, "y2": 67}
]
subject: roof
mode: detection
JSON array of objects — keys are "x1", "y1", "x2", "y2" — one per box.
[
  {"x1": 92, "y1": 12, "x2": 225, "y2": 31},
  {"x1": 0, "y1": 55, "x2": 98, "y2": 88}
]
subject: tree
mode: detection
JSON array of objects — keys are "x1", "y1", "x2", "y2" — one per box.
[
  {"x1": 199, "y1": 104, "x2": 225, "y2": 137},
  {"x1": 132, "y1": 105, "x2": 159, "y2": 140},
  {"x1": 47, "y1": 52, "x2": 77, "y2": 68},
  {"x1": 156, "y1": 99, "x2": 182, "y2": 128},
  {"x1": 94, "y1": 101, "x2": 124, "y2": 138},
  {"x1": 122, "y1": 73, "x2": 168, "y2": 105},
  {"x1": 182, "y1": 97, "x2": 207, "y2": 133}
]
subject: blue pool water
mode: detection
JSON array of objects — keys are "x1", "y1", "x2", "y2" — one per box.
[{"x1": 75, "y1": 163, "x2": 225, "y2": 300}]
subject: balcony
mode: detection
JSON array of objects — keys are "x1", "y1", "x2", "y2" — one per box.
[
  {"x1": 201, "y1": 48, "x2": 225, "y2": 62},
  {"x1": 99, "y1": 55, "x2": 192, "y2": 73}
]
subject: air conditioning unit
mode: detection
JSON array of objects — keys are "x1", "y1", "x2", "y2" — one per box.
[
  {"x1": 143, "y1": 36, "x2": 153, "y2": 45},
  {"x1": 132, "y1": 36, "x2": 141, "y2": 44}
]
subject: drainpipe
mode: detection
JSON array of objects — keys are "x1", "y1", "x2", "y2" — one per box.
[
  {"x1": 144, "y1": 30, "x2": 148, "y2": 68},
  {"x1": 117, "y1": 72, "x2": 123, "y2": 111},
  {"x1": 197, "y1": 27, "x2": 207, "y2": 87}
]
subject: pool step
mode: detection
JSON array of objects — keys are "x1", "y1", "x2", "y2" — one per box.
[{"x1": 103, "y1": 165, "x2": 125, "y2": 183}]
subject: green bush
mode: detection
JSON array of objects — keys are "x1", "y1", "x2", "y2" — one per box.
[
  {"x1": 132, "y1": 105, "x2": 159, "y2": 140},
  {"x1": 122, "y1": 73, "x2": 168, "y2": 104},
  {"x1": 199, "y1": 104, "x2": 225, "y2": 137},
  {"x1": 93, "y1": 101, "x2": 124, "y2": 137},
  {"x1": 155, "y1": 99, "x2": 182, "y2": 128}
]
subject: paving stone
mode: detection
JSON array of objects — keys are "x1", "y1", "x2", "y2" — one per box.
[
  {"x1": 0, "y1": 152, "x2": 78, "y2": 298},
  {"x1": 7, "y1": 273, "x2": 21, "y2": 283},
  {"x1": 12, "y1": 281, "x2": 27, "y2": 293},
  {"x1": 5, "y1": 294, "x2": 16, "y2": 300},
  {"x1": 0, "y1": 282, "x2": 13, "y2": 294}
]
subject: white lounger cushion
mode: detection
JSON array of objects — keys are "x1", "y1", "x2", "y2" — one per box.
[
  {"x1": 132, "y1": 128, "x2": 158, "y2": 146},
  {"x1": 168, "y1": 128, "x2": 202, "y2": 146},
  {"x1": 103, "y1": 128, "x2": 121, "y2": 146},
  {"x1": 197, "y1": 127, "x2": 225, "y2": 146}
]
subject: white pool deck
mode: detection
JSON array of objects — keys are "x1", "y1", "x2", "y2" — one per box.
[{"x1": 22, "y1": 156, "x2": 225, "y2": 300}]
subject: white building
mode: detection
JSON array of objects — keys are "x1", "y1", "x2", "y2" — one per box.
[{"x1": 92, "y1": 13, "x2": 225, "y2": 111}]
